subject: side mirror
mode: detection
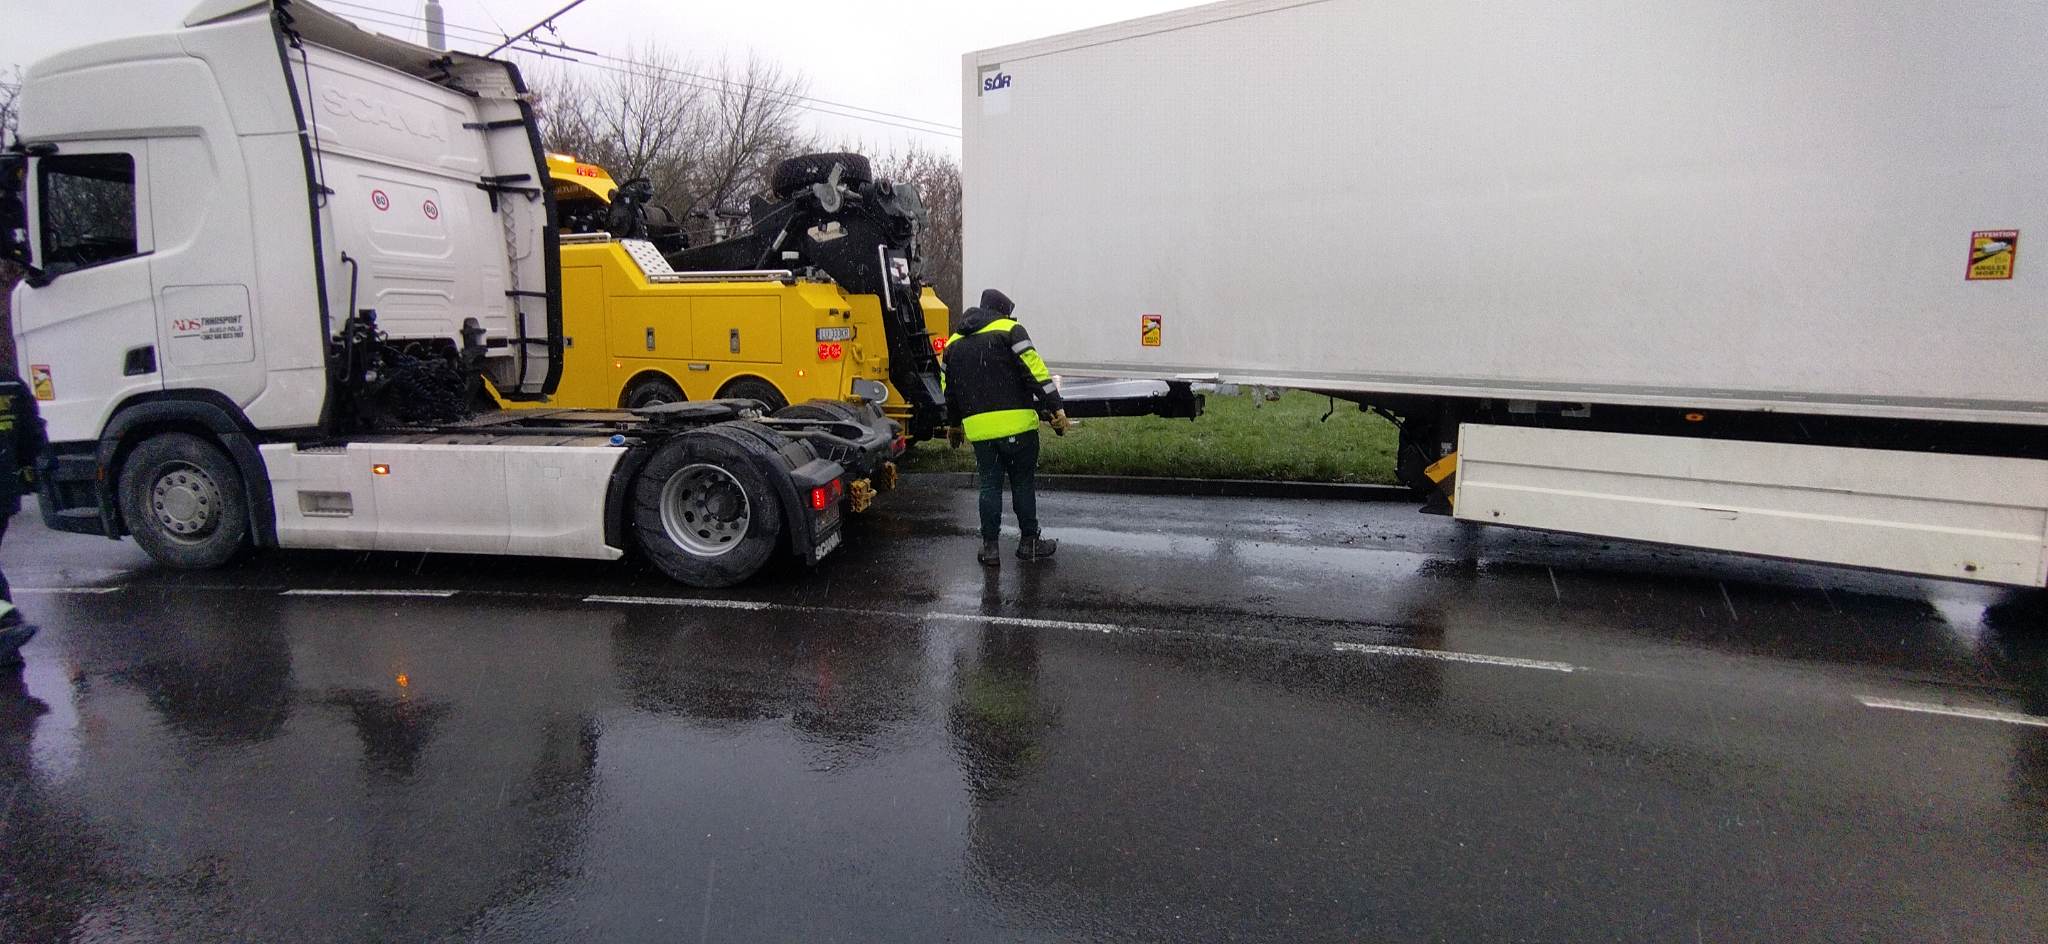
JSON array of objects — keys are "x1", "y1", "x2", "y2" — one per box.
[{"x1": 0, "y1": 155, "x2": 34, "y2": 273}]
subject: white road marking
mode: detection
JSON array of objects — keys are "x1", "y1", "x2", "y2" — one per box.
[
  {"x1": 582, "y1": 595, "x2": 1125, "y2": 632},
  {"x1": 282, "y1": 588, "x2": 459, "y2": 598},
  {"x1": 583, "y1": 595, "x2": 775, "y2": 610},
  {"x1": 12, "y1": 587, "x2": 120, "y2": 594},
  {"x1": 1333, "y1": 642, "x2": 1578, "y2": 673},
  {"x1": 922, "y1": 611, "x2": 1125, "y2": 634},
  {"x1": 1856, "y1": 696, "x2": 2048, "y2": 729}
]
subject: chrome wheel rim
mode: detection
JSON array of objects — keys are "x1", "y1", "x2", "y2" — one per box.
[
  {"x1": 151, "y1": 462, "x2": 222, "y2": 543},
  {"x1": 659, "y1": 463, "x2": 749, "y2": 557}
]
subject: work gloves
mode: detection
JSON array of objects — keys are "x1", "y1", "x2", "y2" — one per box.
[
  {"x1": 1049, "y1": 410, "x2": 1072, "y2": 435},
  {"x1": 946, "y1": 426, "x2": 965, "y2": 449}
]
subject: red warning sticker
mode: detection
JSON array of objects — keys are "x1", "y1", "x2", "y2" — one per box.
[
  {"x1": 1967, "y1": 230, "x2": 2018, "y2": 281},
  {"x1": 370, "y1": 189, "x2": 390, "y2": 212},
  {"x1": 422, "y1": 199, "x2": 439, "y2": 220}
]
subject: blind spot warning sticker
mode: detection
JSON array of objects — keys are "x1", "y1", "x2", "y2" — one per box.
[
  {"x1": 1967, "y1": 230, "x2": 2018, "y2": 281},
  {"x1": 29, "y1": 365, "x2": 53, "y2": 401},
  {"x1": 1141, "y1": 314, "x2": 1162, "y2": 347}
]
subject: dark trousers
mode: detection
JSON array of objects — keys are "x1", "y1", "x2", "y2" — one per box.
[
  {"x1": 972, "y1": 431, "x2": 1040, "y2": 542},
  {"x1": 0, "y1": 516, "x2": 11, "y2": 603}
]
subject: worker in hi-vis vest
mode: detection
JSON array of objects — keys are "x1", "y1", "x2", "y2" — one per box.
[{"x1": 941, "y1": 289, "x2": 1071, "y2": 565}]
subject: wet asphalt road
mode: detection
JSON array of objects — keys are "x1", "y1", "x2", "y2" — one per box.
[{"x1": 2, "y1": 478, "x2": 2046, "y2": 943}]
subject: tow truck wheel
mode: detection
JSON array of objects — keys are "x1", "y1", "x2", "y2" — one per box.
[
  {"x1": 631, "y1": 433, "x2": 784, "y2": 587},
  {"x1": 718, "y1": 377, "x2": 789, "y2": 413},
  {"x1": 118, "y1": 432, "x2": 250, "y2": 570},
  {"x1": 622, "y1": 376, "x2": 685, "y2": 409}
]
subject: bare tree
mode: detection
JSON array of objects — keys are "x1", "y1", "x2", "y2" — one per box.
[
  {"x1": 2, "y1": 65, "x2": 23, "y2": 366},
  {"x1": 874, "y1": 146, "x2": 963, "y2": 315},
  {"x1": 0, "y1": 66, "x2": 20, "y2": 144},
  {"x1": 677, "y1": 54, "x2": 816, "y2": 226},
  {"x1": 531, "y1": 48, "x2": 816, "y2": 246},
  {"x1": 530, "y1": 47, "x2": 701, "y2": 204}
]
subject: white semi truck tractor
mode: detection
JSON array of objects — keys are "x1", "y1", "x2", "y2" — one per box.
[
  {"x1": 964, "y1": 0, "x2": 2048, "y2": 588},
  {"x1": 1, "y1": 0, "x2": 902, "y2": 587}
]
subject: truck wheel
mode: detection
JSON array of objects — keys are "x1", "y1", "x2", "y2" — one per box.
[
  {"x1": 622, "y1": 376, "x2": 685, "y2": 409},
  {"x1": 719, "y1": 377, "x2": 788, "y2": 413},
  {"x1": 772, "y1": 400, "x2": 862, "y2": 425},
  {"x1": 770, "y1": 152, "x2": 873, "y2": 199},
  {"x1": 632, "y1": 433, "x2": 785, "y2": 587},
  {"x1": 118, "y1": 433, "x2": 250, "y2": 569}
]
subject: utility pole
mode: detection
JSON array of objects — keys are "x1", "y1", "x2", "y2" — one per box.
[{"x1": 423, "y1": 0, "x2": 447, "y2": 51}]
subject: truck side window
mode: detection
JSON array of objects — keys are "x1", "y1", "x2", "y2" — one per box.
[{"x1": 39, "y1": 153, "x2": 138, "y2": 276}]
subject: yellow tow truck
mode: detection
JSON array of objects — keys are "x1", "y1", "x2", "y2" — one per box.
[{"x1": 534, "y1": 152, "x2": 952, "y2": 440}]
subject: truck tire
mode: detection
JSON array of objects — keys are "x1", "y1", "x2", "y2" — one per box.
[
  {"x1": 772, "y1": 400, "x2": 863, "y2": 425},
  {"x1": 770, "y1": 152, "x2": 873, "y2": 199},
  {"x1": 118, "y1": 432, "x2": 250, "y2": 569},
  {"x1": 719, "y1": 377, "x2": 789, "y2": 413},
  {"x1": 631, "y1": 432, "x2": 785, "y2": 587},
  {"x1": 622, "y1": 375, "x2": 685, "y2": 409}
]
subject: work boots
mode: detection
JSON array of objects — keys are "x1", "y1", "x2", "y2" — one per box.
[
  {"x1": 977, "y1": 540, "x2": 1001, "y2": 566},
  {"x1": 0, "y1": 610, "x2": 36, "y2": 669},
  {"x1": 1016, "y1": 536, "x2": 1059, "y2": 561}
]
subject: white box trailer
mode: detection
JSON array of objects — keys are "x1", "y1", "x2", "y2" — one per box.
[
  {"x1": 4, "y1": 0, "x2": 902, "y2": 587},
  {"x1": 964, "y1": 0, "x2": 2048, "y2": 586}
]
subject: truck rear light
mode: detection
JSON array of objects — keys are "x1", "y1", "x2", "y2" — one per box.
[
  {"x1": 930, "y1": 336, "x2": 947, "y2": 355},
  {"x1": 817, "y1": 343, "x2": 843, "y2": 360},
  {"x1": 810, "y1": 486, "x2": 830, "y2": 511}
]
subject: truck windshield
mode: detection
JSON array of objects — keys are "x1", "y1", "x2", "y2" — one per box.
[{"x1": 38, "y1": 153, "x2": 138, "y2": 276}]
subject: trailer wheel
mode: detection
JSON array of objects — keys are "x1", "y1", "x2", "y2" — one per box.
[
  {"x1": 718, "y1": 377, "x2": 789, "y2": 413},
  {"x1": 118, "y1": 432, "x2": 250, "y2": 570},
  {"x1": 622, "y1": 375, "x2": 685, "y2": 409},
  {"x1": 632, "y1": 433, "x2": 784, "y2": 587},
  {"x1": 770, "y1": 152, "x2": 873, "y2": 199}
]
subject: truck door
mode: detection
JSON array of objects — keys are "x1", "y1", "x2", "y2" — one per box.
[
  {"x1": 17, "y1": 144, "x2": 160, "y2": 443},
  {"x1": 146, "y1": 136, "x2": 260, "y2": 407}
]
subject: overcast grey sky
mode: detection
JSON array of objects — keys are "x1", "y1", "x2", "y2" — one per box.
[{"x1": 2, "y1": 0, "x2": 1196, "y2": 155}]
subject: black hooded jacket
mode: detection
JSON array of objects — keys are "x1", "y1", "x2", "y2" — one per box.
[{"x1": 942, "y1": 300, "x2": 1063, "y2": 439}]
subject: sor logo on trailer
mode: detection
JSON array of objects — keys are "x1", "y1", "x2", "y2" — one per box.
[{"x1": 978, "y1": 64, "x2": 1013, "y2": 115}]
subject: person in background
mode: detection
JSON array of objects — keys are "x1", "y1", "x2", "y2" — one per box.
[
  {"x1": 0, "y1": 366, "x2": 47, "y2": 669},
  {"x1": 942, "y1": 289, "x2": 1071, "y2": 566}
]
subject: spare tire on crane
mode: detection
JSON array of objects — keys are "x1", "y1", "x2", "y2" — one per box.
[{"x1": 770, "y1": 152, "x2": 873, "y2": 200}]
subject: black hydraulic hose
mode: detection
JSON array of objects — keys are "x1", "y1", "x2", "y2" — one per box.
[{"x1": 339, "y1": 251, "x2": 359, "y2": 373}]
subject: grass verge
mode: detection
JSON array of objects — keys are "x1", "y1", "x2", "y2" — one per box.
[{"x1": 900, "y1": 389, "x2": 1399, "y2": 484}]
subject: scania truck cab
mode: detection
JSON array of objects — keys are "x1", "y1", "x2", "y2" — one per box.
[{"x1": 1, "y1": 0, "x2": 900, "y2": 587}]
